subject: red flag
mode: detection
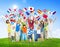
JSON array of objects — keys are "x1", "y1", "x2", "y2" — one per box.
[
  {"x1": 43, "y1": 14, "x2": 48, "y2": 18},
  {"x1": 14, "y1": 9, "x2": 16, "y2": 11}
]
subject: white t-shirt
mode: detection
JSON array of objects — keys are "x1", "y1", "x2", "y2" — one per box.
[
  {"x1": 37, "y1": 30, "x2": 41, "y2": 34},
  {"x1": 11, "y1": 23, "x2": 16, "y2": 36},
  {"x1": 34, "y1": 23, "x2": 38, "y2": 30}
]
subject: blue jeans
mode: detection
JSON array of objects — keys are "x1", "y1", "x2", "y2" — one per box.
[
  {"x1": 20, "y1": 30, "x2": 22, "y2": 40},
  {"x1": 22, "y1": 33, "x2": 27, "y2": 40},
  {"x1": 34, "y1": 30, "x2": 37, "y2": 41}
]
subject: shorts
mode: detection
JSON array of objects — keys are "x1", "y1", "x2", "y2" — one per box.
[
  {"x1": 28, "y1": 34, "x2": 32, "y2": 39},
  {"x1": 37, "y1": 34, "x2": 41, "y2": 38},
  {"x1": 41, "y1": 28, "x2": 44, "y2": 32}
]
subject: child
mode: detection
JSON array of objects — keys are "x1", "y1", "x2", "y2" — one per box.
[
  {"x1": 44, "y1": 18, "x2": 48, "y2": 39},
  {"x1": 11, "y1": 22, "x2": 16, "y2": 42},
  {"x1": 34, "y1": 20, "x2": 38, "y2": 41},
  {"x1": 27, "y1": 17, "x2": 34, "y2": 41},
  {"x1": 16, "y1": 21, "x2": 20, "y2": 42},
  {"x1": 39, "y1": 20, "x2": 44, "y2": 41},
  {"x1": 37, "y1": 26, "x2": 41, "y2": 41},
  {"x1": 28, "y1": 27, "x2": 33, "y2": 42},
  {"x1": 6, "y1": 20, "x2": 11, "y2": 38},
  {"x1": 21, "y1": 25, "x2": 27, "y2": 40}
]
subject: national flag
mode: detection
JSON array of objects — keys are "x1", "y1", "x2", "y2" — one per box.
[
  {"x1": 43, "y1": 14, "x2": 48, "y2": 18},
  {"x1": 23, "y1": 8, "x2": 27, "y2": 12},
  {"x1": 37, "y1": 9, "x2": 43, "y2": 15},
  {"x1": 26, "y1": 12, "x2": 30, "y2": 15},
  {"x1": 28, "y1": 7, "x2": 34, "y2": 11},
  {"x1": 5, "y1": 14, "x2": 8, "y2": 18}
]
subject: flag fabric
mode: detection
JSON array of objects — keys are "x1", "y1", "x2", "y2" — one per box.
[
  {"x1": 5, "y1": 7, "x2": 56, "y2": 23},
  {"x1": 5, "y1": 14, "x2": 8, "y2": 18},
  {"x1": 43, "y1": 9, "x2": 47, "y2": 12},
  {"x1": 52, "y1": 11, "x2": 56, "y2": 15},
  {"x1": 9, "y1": 8, "x2": 11, "y2": 11},
  {"x1": 43, "y1": 14, "x2": 48, "y2": 18},
  {"x1": 23, "y1": 8, "x2": 27, "y2": 12},
  {"x1": 26, "y1": 12, "x2": 30, "y2": 15},
  {"x1": 36, "y1": 16, "x2": 40, "y2": 20},
  {"x1": 37, "y1": 9, "x2": 43, "y2": 15},
  {"x1": 28, "y1": 7, "x2": 34, "y2": 12},
  {"x1": 14, "y1": 9, "x2": 16, "y2": 11},
  {"x1": 7, "y1": 10, "x2": 10, "y2": 13}
]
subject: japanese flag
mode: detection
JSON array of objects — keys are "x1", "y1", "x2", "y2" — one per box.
[{"x1": 28, "y1": 7, "x2": 34, "y2": 11}]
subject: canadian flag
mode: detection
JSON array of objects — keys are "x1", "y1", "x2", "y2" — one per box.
[{"x1": 28, "y1": 7, "x2": 34, "y2": 11}]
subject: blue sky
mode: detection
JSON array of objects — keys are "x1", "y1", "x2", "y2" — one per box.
[{"x1": 0, "y1": 0, "x2": 60, "y2": 38}]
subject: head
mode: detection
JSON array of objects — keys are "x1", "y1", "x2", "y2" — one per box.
[
  {"x1": 40, "y1": 20, "x2": 44, "y2": 24},
  {"x1": 30, "y1": 20, "x2": 33, "y2": 23},
  {"x1": 23, "y1": 25, "x2": 26, "y2": 28},
  {"x1": 6, "y1": 20, "x2": 10, "y2": 24},
  {"x1": 16, "y1": 20, "x2": 19, "y2": 24},
  {"x1": 37, "y1": 26, "x2": 40, "y2": 30},
  {"x1": 35, "y1": 20, "x2": 38, "y2": 24},
  {"x1": 49, "y1": 18, "x2": 52, "y2": 23},
  {"x1": 45, "y1": 18, "x2": 48, "y2": 22}
]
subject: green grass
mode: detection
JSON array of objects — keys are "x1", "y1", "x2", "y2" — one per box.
[{"x1": 0, "y1": 38, "x2": 60, "y2": 47}]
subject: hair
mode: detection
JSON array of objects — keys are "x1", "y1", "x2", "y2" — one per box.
[{"x1": 6, "y1": 20, "x2": 9, "y2": 24}]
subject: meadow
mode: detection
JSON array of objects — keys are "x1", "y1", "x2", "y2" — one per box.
[{"x1": 0, "y1": 38, "x2": 60, "y2": 47}]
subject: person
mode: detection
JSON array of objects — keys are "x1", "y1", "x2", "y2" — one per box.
[
  {"x1": 21, "y1": 25, "x2": 27, "y2": 40},
  {"x1": 39, "y1": 20, "x2": 44, "y2": 41},
  {"x1": 34, "y1": 20, "x2": 38, "y2": 41},
  {"x1": 48, "y1": 18, "x2": 56, "y2": 38},
  {"x1": 44, "y1": 18, "x2": 49, "y2": 39},
  {"x1": 37, "y1": 25, "x2": 41, "y2": 41},
  {"x1": 27, "y1": 18, "x2": 34, "y2": 41},
  {"x1": 27, "y1": 27, "x2": 33, "y2": 42},
  {"x1": 15, "y1": 21, "x2": 20, "y2": 42},
  {"x1": 10, "y1": 21, "x2": 16, "y2": 42},
  {"x1": 6, "y1": 20, "x2": 11, "y2": 38}
]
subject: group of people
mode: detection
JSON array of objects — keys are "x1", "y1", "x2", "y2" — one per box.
[
  {"x1": 5, "y1": 7, "x2": 56, "y2": 42},
  {"x1": 6, "y1": 15, "x2": 55, "y2": 42}
]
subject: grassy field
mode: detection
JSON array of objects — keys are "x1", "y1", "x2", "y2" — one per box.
[{"x1": 0, "y1": 38, "x2": 60, "y2": 47}]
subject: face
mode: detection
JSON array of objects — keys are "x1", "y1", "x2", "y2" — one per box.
[
  {"x1": 6, "y1": 20, "x2": 9, "y2": 24},
  {"x1": 24, "y1": 26, "x2": 26, "y2": 28},
  {"x1": 40, "y1": 20, "x2": 44, "y2": 24},
  {"x1": 30, "y1": 20, "x2": 32, "y2": 23},
  {"x1": 45, "y1": 18, "x2": 48, "y2": 22},
  {"x1": 35, "y1": 20, "x2": 38, "y2": 24},
  {"x1": 16, "y1": 21, "x2": 19, "y2": 24}
]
